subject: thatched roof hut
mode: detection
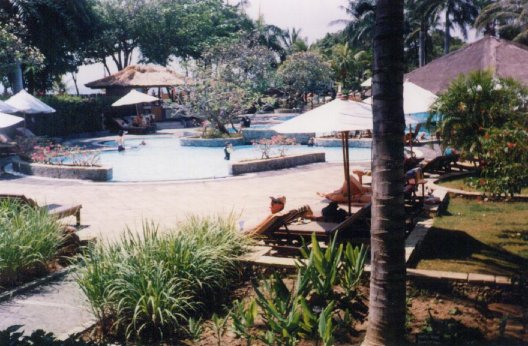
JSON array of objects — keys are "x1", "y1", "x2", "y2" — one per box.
[
  {"x1": 405, "y1": 36, "x2": 528, "y2": 94},
  {"x1": 85, "y1": 64, "x2": 193, "y2": 96}
]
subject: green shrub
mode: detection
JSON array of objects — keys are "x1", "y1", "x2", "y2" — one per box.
[
  {"x1": 29, "y1": 95, "x2": 119, "y2": 137},
  {"x1": 0, "y1": 200, "x2": 64, "y2": 286},
  {"x1": 480, "y1": 128, "x2": 528, "y2": 197},
  {"x1": 76, "y1": 216, "x2": 251, "y2": 341},
  {"x1": 429, "y1": 70, "x2": 528, "y2": 158}
]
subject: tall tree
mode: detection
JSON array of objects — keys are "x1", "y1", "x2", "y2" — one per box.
[
  {"x1": 0, "y1": 0, "x2": 98, "y2": 92},
  {"x1": 332, "y1": 0, "x2": 376, "y2": 49},
  {"x1": 364, "y1": 0, "x2": 407, "y2": 345},
  {"x1": 476, "y1": 0, "x2": 528, "y2": 44},
  {"x1": 414, "y1": 0, "x2": 478, "y2": 55}
]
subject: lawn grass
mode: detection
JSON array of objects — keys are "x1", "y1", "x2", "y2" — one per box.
[
  {"x1": 438, "y1": 177, "x2": 528, "y2": 195},
  {"x1": 416, "y1": 198, "x2": 528, "y2": 276}
]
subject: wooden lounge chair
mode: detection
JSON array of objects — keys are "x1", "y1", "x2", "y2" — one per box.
[
  {"x1": 421, "y1": 154, "x2": 460, "y2": 174},
  {"x1": 113, "y1": 118, "x2": 156, "y2": 135},
  {"x1": 247, "y1": 205, "x2": 313, "y2": 240},
  {"x1": 0, "y1": 194, "x2": 82, "y2": 226},
  {"x1": 264, "y1": 204, "x2": 372, "y2": 247}
]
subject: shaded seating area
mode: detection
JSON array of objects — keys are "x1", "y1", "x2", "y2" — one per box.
[
  {"x1": 249, "y1": 204, "x2": 371, "y2": 248},
  {"x1": 421, "y1": 154, "x2": 461, "y2": 174},
  {"x1": 0, "y1": 194, "x2": 82, "y2": 226},
  {"x1": 112, "y1": 118, "x2": 156, "y2": 135}
]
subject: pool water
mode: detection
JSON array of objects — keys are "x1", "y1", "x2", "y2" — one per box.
[{"x1": 97, "y1": 137, "x2": 371, "y2": 182}]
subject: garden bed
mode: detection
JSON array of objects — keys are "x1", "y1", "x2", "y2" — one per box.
[
  {"x1": 11, "y1": 158, "x2": 112, "y2": 181},
  {"x1": 231, "y1": 152, "x2": 325, "y2": 175}
]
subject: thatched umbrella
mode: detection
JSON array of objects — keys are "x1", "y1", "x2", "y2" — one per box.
[
  {"x1": 405, "y1": 36, "x2": 528, "y2": 94},
  {"x1": 85, "y1": 64, "x2": 193, "y2": 97}
]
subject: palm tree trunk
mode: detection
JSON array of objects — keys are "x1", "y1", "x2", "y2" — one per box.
[
  {"x1": 419, "y1": 22, "x2": 426, "y2": 67},
  {"x1": 363, "y1": 0, "x2": 407, "y2": 345},
  {"x1": 444, "y1": 9, "x2": 451, "y2": 54}
]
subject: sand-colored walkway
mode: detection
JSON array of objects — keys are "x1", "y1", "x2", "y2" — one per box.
[{"x1": 1, "y1": 162, "x2": 372, "y2": 242}]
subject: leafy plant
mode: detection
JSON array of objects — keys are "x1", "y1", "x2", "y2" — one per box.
[
  {"x1": 231, "y1": 299, "x2": 257, "y2": 345},
  {"x1": 185, "y1": 317, "x2": 204, "y2": 344},
  {"x1": 253, "y1": 135, "x2": 297, "y2": 159},
  {"x1": 429, "y1": 70, "x2": 528, "y2": 159},
  {"x1": 341, "y1": 243, "x2": 368, "y2": 297},
  {"x1": 0, "y1": 325, "x2": 99, "y2": 345},
  {"x1": 480, "y1": 128, "x2": 528, "y2": 197},
  {"x1": 210, "y1": 313, "x2": 229, "y2": 346},
  {"x1": 76, "y1": 215, "x2": 251, "y2": 341},
  {"x1": 298, "y1": 233, "x2": 343, "y2": 305},
  {"x1": 252, "y1": 272, "x2": 316, "y2": 346},
  {"x1": 318, "y1": 301, "x2": 336, "y2": 346},
  {"x1": 0, "y1": 200, "x2": 64, "y2": 286}
]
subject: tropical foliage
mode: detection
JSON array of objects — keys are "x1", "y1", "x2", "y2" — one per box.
[
  {"x1": 230, "y1": 234, "x2": 368, "y2": 346},
  {"x1": 476, "y1": 0, "x2": 528, "y2": 45},
  {"x1": 430, "y1": 70, "x2": 528, "y2": 158},
  {"x1": 76, "y1": 216, "x2": 251, "y2": 341},
  {"x1": 0, "y1": 199, "x2": 64, "y2": 287},
  {"x1": 277, "y1": 52, "x2": 333, "y2": 107},
  {"x1": 480, "y1": 128, "x2": 528, "y2": 197}
]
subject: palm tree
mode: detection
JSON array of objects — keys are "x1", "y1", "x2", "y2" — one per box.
[
  {"x1": 281, "y1": 27, "x2": 307, "y2": 55},
  {"x1": 476, "y1": 0, "x2": 528, "y2": 44},
  {"x1": 330, "y1": 43, "x2": 371, "y2": 90},
  {"x1": 254, "y1": 15, "x2": 287, "y2": 61},
  {"x1": 363, "y1": 0, "x2": 407, "y2": 344},
  {"x1": 406, "y1": 0, "x2": 441, "y2": 67},
  {"x1": 412, "y1": 0, "x2": 478, "y2": 55},
  {"x1": 331, "y1": 0, "x2": 376, "y2": 48}
]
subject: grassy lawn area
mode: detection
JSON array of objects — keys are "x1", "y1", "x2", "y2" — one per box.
[
  {"x1": 416, "y1": 198, "x2": 528, "y2": 276},
  {"x1": 438, "y1": 177, "x2": 528, "y2": 195}
]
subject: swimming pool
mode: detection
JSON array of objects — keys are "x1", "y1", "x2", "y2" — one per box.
[{"x1": 96, "y1": 137, "x2": 371, "y2": 182}]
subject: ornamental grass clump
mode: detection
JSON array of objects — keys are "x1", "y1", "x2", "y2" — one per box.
[
  {"x1": 0, "y1": 200, "x2": 64, "y2": 286},
  {"x1": 76, "y1": 215, "x2": 251, "y2": 341}
]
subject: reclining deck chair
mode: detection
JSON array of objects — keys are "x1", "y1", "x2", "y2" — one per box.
[
  {"x1": 421, "y1": 154, "x2": 460, "y2": 174},
  {"x1": 247, "y1": 205, "x2": 313, "y2": 240},
  {"x1": 266, "y1": 203, "x2": 372, "y2": 246},
  {"x1": 0, "y1": 194, "x2": 82, "y2": 226}
]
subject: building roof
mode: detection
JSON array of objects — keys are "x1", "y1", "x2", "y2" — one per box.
[
  {"x1": 405, "y1": 36, "x2": 528, "y2": 94},
  {"x1": 85, "y1": 64, "x2": 193, "y2": 89}
]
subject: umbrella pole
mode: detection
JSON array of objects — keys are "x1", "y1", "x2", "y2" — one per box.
[{"x1": 409, "y1": 124, "x2": 413, "y2": 156}]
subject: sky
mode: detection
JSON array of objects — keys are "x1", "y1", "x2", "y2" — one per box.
[{"x1": 68, "y1": 0, "x2": 477, "y2": 95}]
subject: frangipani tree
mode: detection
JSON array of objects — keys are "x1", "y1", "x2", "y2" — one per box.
[{"x1": 429, "y1": 70, "x2": 528, "y2": 159}]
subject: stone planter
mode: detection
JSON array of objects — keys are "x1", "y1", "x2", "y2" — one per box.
[
  {"x1": 242, "y1": 129, "x2": 314, "y2": 145},
  {"x1": 11, "y1": 159, "x2": 112, "y2": 181},
  {"x1": 314, "y1": 138, "x2": 372, "y2": 148},
  {"x1": 231, "y1": 152, "x2": 325, "y2": 175},
  {"x1": 180, "y1": 137, "x2": 245, "y2": 147}
]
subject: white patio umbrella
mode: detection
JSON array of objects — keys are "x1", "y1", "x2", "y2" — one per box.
[
  {"x1": 0, "y1": 112, "x2": 24, "y2": 128},
  {"x1": 112, "y1": 89, "x2": 160, "y2": 117},
  {"x1": 363, "y1": 81, "x2": 437, "y2": 115},
  {"x1": 5, "y1": 90, "x2": 55, "y2": 114},
  {"x1": 364, "y1": 81, "x2": 437, "y2": 152},
  {"x1": 0, "y1": 100, "x2": 20, "y2": 114},
  {"x1": 272, "y1": 99, "x2": 376, "y2": 215}
]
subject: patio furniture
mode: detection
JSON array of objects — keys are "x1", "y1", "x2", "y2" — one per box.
[
  {"x1": 112, "y1": 118, "x2": 156, "y2": 134},
  {"x1": 421, "y1": 154, "x2": 460, "y2": 174},
  {"x1": 261, "y1": 204, "x2": 372, "y2": 247},
  {"x1": 0, "y1": 194, "x2": 82, "y2": 226},
  {"x1": 247, "y1": 205, "x2": 313, "y2": 239}
]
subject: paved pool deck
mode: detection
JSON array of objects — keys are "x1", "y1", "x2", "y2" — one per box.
[{"x1": 0, "y1": 142, "x2": 441, "y2": 243}]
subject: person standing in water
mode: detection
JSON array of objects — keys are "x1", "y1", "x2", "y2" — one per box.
[
  {"x1": 224, "y1": 143, "x2": 233, "y2": 160},
  {"x1": 117, "y1": 130, "x2": 126, "y2": 151}
]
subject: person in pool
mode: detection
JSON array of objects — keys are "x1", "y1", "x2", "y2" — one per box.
[
  {"x1": 224, "y1": 143, "x2": 233, "y2": 160},
  {"x1": 117, "y1": 130, "x2": 126, "y2": 151}
]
